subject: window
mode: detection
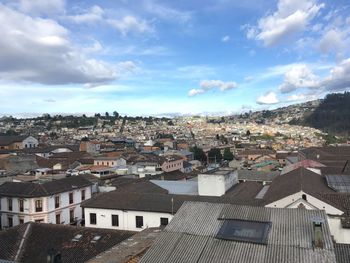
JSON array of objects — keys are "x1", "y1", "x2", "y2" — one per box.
[
  {"x1": 70, "y1": 209, "x2": 75, "y2": 223},
  {"x1": 160, "y1": 217, "x2": 169, "y2": 226},
  {"x1": 216, "y1": 219, "x2": 271, "y2": 245},
  {"x1": 19, "y1": 199, "x2": 24, "y2": 212},
  {"x1": 302, "y1": 194, "x2": 307, "y2": 201},
  {"x1": 35, "y1": 199, "x2": 43, "y2": 212},
  {"x1": 35, "y1": 219, "x2": 44, "y2": 223},
  {"x1": 8, "y1": 198, "x2": 12, "y2": 211},
  {"x1": 136, "y1": 216, "x2": 143, "y2": 228},
  {"x1": 8, "y1": 217, "x2": 13, "y2": 227},
  {"x1": 81, "y1": 190, "x2": 85, "y2": 201},
  {"x1": 69, "y1": 192, "x2": 74, "y2": 204},
  {"x1": 19, "y1": 218, "x2": 24, "y2": 224},
  {"x1": 55, "y1": 195, "x2": 60, "y2": 208},
  {"x1": 90, "y1": 213, "x2": 97, "y2": 225},
  {"x1": 111, "y1": 215, "x2": 119, "y2": 227},
  {"x1": 56, "y1": 213, "x2": 61, "y2": 224}
]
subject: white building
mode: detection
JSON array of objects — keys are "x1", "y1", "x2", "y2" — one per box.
[
  {"x1": 198, "y1": 168, "x2": 238, "y2": 196},
  {"x1": 263, "y1": 167, "x2": 350, "y2": 244},
  {"x1": 0, "y1": 176, "x2": 92, "y2": 229}
]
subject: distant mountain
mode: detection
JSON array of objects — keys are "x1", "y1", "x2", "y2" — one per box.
[
  {"x1": 232, "y1": 92, "x2": 349, "y2": 136},
  {"x1": 301, "y1": 92, "x2": 350, "y2": 136}
]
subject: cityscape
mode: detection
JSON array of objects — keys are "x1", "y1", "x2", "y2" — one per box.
[{"x1": 0, "y1": 0, "x2": 350, "y2": 263}]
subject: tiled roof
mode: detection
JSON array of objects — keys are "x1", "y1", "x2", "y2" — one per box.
[
  {"x1": 263, "y1": 167, "x2": 336, "y2": 204},
  {"x1": 0, "y1": 176, "x2": 92, "y2": 197},
  {"x1": 82, "y1": 181, "x2": 265, "y2": 213},
  {"x1": 0, "y1": 135, "x2": 26, "y2": 146},
  {"x1": 0, "y1": 222, "x2": 134, "y2": 263}
]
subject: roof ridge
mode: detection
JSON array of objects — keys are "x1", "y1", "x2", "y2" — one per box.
[{"x1": 14, "y1": 222, "x2": 32, "y2": 262}]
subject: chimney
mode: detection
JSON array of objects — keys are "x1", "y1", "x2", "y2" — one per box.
[{"x1": 312, "y1": 217, "x2": 324, "y2": 249}]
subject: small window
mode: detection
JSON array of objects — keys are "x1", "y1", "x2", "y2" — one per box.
[
  {"x1": 112, "y1": 215, "x2": 119, "y2": 227},
  {"x1": 19, "y1": 199, "x2": 24, "y2": 212},
  {"x1": 8, "y1": 198, "x2": 12, "y2": 211},
  {"x1": 8, "y1": 217, "x2": 13, "y2": 227},
  {"x1": 136, "y1": 216, "x2": 143, "y2": 228},
  {"x1": 35, "y1": 199, "x2": 43, "y2": 212},
  {"x1": 216, "y1": 219, "x2": 271, "y2": 245},
  {"x1": 55, "y1": 195, "x2": 60, "y2": 208},
  {"x1": 70, "y1": 209, "x2": 75, "y2": 223},
  {"x1": 69, "y1": 192, "x2": 74, "y2": 204},
  {"x1": 302, "y1": 194, "x2": 307, "y2": 201},
  {"x1": 81, "y1": 190, "x2": 85, "y2": 201},
  {"x1": 90, "y1": 213, "x2": 97, "y2": 225},
  {"x1": 160, "y1": 217, "x2": 169, "y2": 226},
  {"x1": 56, "y1": 213, "x2": 61, "y2": 224},
  {"x1": 19, "y1": 218, "x2": 24, "y2": 224}
]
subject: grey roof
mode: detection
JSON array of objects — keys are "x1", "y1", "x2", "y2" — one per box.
[
  {"x1": 0, "y1": 135, "x2": 26, "y2": 146},
  {"x1": 334, "y1": 244, "x2": 350, "y2": 263},
  {"x1": 150, "y1": 180, "x2": 198, "y2": 195},
  {"x1": 0, "y1": 176, "x2": 92, "y2": 198},
  {"x1": 238, "y1": 170, "x2": 279, "y2": 182},
  {"x1": 140, "y1": 201, "x2": 337, "y2": 263}
]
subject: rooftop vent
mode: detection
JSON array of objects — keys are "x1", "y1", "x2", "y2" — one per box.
[
  {"x1": 91, "y1": 235, "x2": 102, "y2": 243},
  {"x1": 72, "y1": 234, "x2": 83, "y2": 242}
]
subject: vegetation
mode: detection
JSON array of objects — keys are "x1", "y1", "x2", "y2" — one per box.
[
  {"x1": 208, "y1": 148, "x2": 223, "y2": 163},
  {"x1": 189, "y1": 146, "x2": 207, "y2": 163},
  {"x1": 223, "y1": 148, "x2": 234, "y2": 161},
  {"x1": 303, "y1": 92, "x2": 350, "y2": 136},
  {"x1": 315, "y1": 132, "x2": 347, "y2": 145}
]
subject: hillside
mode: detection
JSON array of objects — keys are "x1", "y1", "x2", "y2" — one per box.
[{"x1": 302, "y1": 92, "x2": 350, "y2": 135}]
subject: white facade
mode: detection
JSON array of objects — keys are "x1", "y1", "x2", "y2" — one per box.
[
  {"x1": 265, "y1": 191, "x2": 350, "y2": 244},
  {"x1": 22, "y1": 136, "x2": 38, "y2": 149},
  {"x1": 84, "y1": 208, "x2": 173, "y2": 231},
  {"x1": 198, "y1": 170, "x2": 238, "y2": 196},
  {"x1": 0, "y1": 186, "x2": 92, "y2": 229}
]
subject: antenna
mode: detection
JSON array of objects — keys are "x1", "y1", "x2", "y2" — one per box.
[{"x1": 171, "y1": 197, "x2": 174, "y2": 215}]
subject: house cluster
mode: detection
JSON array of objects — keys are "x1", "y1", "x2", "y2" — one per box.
[{"x1": 0, "y1": 131, "x2": 349, "y2": 262}]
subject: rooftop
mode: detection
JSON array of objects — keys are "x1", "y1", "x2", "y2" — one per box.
[{"x1": 140, "y1": 201, "x2": 336, "y2": 263}]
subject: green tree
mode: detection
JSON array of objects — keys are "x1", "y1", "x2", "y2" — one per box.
[
  {"x1": 208, "y1": 148, "x2": 222, "y2": 163},
  {"x1": 189, "y1": 146, "x2": 207, "y2": 163},
  {"x1": 223, "y1": 148, "x2": 234, "y2": 161},
  {"x1": 113, "y1": 111, "x2": 119, "y2": 118}
]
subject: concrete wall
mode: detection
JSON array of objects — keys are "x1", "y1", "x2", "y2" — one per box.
[
  {"x1": 84, "y1": 208, "x2": 173, "y2": 231},
  {"x1": 198, "y1": 170, "x2": 238, "y2": 197}
]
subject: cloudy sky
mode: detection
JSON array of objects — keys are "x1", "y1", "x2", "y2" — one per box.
[{"x1": 0, "y1": 0, "x2": 350, "y2": 116}]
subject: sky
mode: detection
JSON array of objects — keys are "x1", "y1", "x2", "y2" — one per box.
[{"x1": 0, "y1": 0, "x2": 350, "y2": 117}]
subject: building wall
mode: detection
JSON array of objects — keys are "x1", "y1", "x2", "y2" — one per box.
[
  {"x1": 84, "y1": 208, "x2": 173, "y2": 231},
  {"x1": 0, "y1": 186, "x2": 91, "y2": 229},
  {"x1": 162, "y1": 159, "x2": 183, "y2": 172},
  {"x1": 198, "y1": 171, "x2": 238, "y2": 197},
  {"x1": 265, "y1": 191, "x2": 349, "y2": 243},
  {"x1": 22, "y1": 136, "x2": 39, "y2": 149}
]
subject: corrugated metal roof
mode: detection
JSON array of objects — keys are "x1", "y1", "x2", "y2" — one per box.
[{"x1": 140, "y1": 201, "x2": 337, "y2": 263}]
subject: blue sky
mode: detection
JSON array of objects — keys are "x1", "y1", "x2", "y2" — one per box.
[{"x1": 0, "y1": 0, "x2": 349, "y2": 116}]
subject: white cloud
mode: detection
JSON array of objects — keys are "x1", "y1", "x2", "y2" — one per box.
[
  {"x1": 19, "y1": 0, "x2": 65, "y2": 16},
  {"x1": 0, "y1": 4, "x2": 117, "y2": 85},
  {"x1": 286, "y1": 94, "x2": 307, "y2": 101},
  {"x1": 108, "y1": 16, "x2": 154, "y2": 36},
  {"x1": 67, "y1": 5, "x2": 104, "y2": 24},
  {"x1": 322, "y1": 57, "x2": 350, "y2": 92},
  {"x1": 144, "y1": 1, "x2": 191, "y2": 24},
  {"x1": 221, "y1": 35, "x2": 230, "y2": 42},
  {"x1": 256, "y1": 92, "x2": 279, "y2": 105},
  {"x1": 188, "y1": 89, "x2": 205, "y2": 97},
  {"x1": 246, "y1": 0, "x2": 324, "y2": 46},
  {"x1": 279, "y1": 64, "x2": 320, "y2": 93},
  {"x1": 188, "y1": 80, "x2": 238, "y2": 97},
  {"x1": 200, "y1": 80, "x2": 238, "y2": 91}
]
